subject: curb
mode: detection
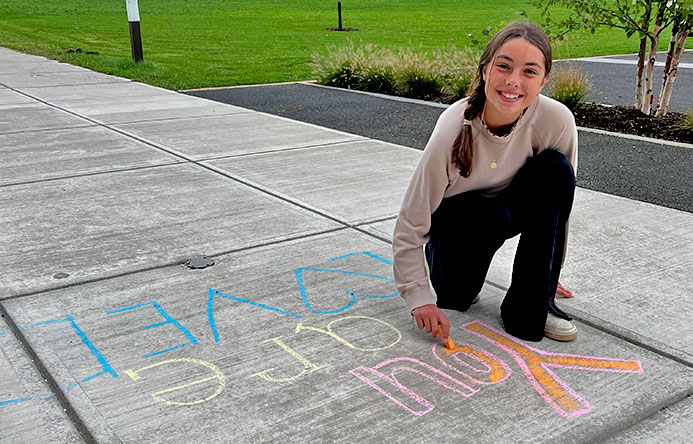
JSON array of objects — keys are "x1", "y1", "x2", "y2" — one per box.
[
  {"x1": 576, "y1": 126, "x2": 693, "y2": 149},
  {"x1": 304, "y1": 81, "x2": 450, "y2": 109},
  {"x1": 180, "y1": 80, "x2": 318, "y2": 93},
  {"x1": 302, "y1": 82, "x2": 693, "y2": 149}
]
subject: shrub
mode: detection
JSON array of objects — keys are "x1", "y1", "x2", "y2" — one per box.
[
  {"x1": 679, "y1": 109, "x2": 693, "y2": 132},
  {"x1": 309, "y1": 42, "x2": 393, "y2": 90},
  {"x1": 547, "y1": 65, "x2": 593, "y2": 111},
  {"x1": 434, "y1": 44, "x2": 479, "y2": 102},
  {"x1": 357, "y1": 58, "x2": 398, "y2": 95},
  {"x1": 310, "y1": 41, "x2": 480, "y2": 103},
  {"x1": 391, "y1": 48, "x2": 444, "y2": 101}
]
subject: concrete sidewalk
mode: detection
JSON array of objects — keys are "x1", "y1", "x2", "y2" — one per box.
[{"x1": 1, "y1": 47, "x2": 692, "y2": 443}]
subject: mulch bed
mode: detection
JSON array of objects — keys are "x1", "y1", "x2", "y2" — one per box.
[{"x1": 573, "y1": 103, "x2": 692, "y2": 144}]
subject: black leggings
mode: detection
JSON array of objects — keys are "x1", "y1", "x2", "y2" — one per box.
[{"x1": 425, "y1": 149, "x2": 576, "y2": 341}]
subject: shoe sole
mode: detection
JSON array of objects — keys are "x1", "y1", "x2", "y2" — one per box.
[{"x1": 544, "y1": 329, "x2": 578, "y2": 342}]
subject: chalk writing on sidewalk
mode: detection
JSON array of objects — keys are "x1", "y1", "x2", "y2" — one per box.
[
  {"x1": 0, "y1": 251, "x2": 396, "y2": 407},
  {"x1": 350, "y1": 321, "x2": 643, "y2": 419},
  {"x1": 295, "y1": 316, "x2": 401, "y2": 351},
  {"x1": 125, "y1": 358, "x2": 225, "y2": 406},
  {"x1": 250, "y1": 336, "x2": 323, "y2": 383},
  {"x1": 435, "y1": 341, "x2": 511, "y2": 386},
  {"x1": 0, "y1": 251, "x2": 643, "y2": 418},
  {"x1": 0, "y1": 316, "x2": 117, "y2": 407},
  {"x1": 108, "y1": 301, "x2": 199, "y2": 358}
]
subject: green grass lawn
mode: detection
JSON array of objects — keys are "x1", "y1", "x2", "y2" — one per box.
[{"x1": 1, "y1": 0, "x2": 689, "y2": 90}]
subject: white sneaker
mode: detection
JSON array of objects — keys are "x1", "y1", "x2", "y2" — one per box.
[{"x1": 544, "y1": 313, "x2": 578, "y2": 341}]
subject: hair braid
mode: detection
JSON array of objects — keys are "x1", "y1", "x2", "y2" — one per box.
[{"x1": 452, "y1": 80, "x2": 485, "y2": 177}]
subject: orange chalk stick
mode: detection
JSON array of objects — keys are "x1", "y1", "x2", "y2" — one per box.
[{"x1": 438, "y1": 325, "x2": 456, "y2": 350}]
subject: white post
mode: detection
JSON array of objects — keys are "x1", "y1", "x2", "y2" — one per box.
[{"x1": 126, "y1": 0, "x2": 143, "y2": 63}]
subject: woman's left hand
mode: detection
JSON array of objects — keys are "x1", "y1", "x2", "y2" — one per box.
[{"x1": 556, "y1": 281, "x2": 574, "y2": 298}]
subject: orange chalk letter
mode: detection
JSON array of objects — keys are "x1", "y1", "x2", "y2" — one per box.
[
  {"x1": 433, "y1": 342, "x2": 511, "y2": 385},
  {"x1": 464, "y1": 321, "x2": 643, "y2": 419}
]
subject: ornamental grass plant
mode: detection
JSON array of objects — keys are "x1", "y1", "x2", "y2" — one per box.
[
  {"x1": 308, "y1": 41, "x2": 397, "y2": 93},
  {"x1": 312, "y1": 43, "x2": 602, "y2": 115},
  {"x1": 391, "y1": 48, "x2": 445, "y2": 101},
  {"x1": 679, "y1": 109, "x2": 693, "y2": 131},
  {"x1": 546, "y1": 65, "x2": 593, "y2": 111},
  {"x1": 433, "y1": 45, "x2": 479, "y2": 102},
  {"x1": 310, "y1": 42, "x2": 478, "y2": 103}
]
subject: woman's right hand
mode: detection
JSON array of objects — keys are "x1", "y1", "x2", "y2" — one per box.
[{"x1": 412, "y1": 304, "x2": 450, "y2": 340}]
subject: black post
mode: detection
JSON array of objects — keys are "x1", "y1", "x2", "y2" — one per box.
[
  {"x1": 129, "y1": 21, "x2": 143, "y2": 63},
  {"x1": 126, "y1": 0, "x2": 143, "y2": 63},
  {"x1": 338, "y1": 1, "x2": 343, "y2": 30}
]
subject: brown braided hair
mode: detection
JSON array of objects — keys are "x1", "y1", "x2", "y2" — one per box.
[{"x1": 452, "y1": 22, "x2": 552, "y2": 177}]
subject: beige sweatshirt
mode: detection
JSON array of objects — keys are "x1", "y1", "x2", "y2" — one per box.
[{"x1": 392, "y1": 94, "x2": 578, "y2": 311}]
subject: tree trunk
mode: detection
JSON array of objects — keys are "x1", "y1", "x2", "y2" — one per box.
[
  {"x1": 655, "y1": 19, "x2": 691, "y2": 118},
  {"x1": 656, "y1": 21, "x2": 678, "y2": 114},
  {"x1": 635, "y1": 37, "x2": 647, "y2": 108},
  {"x1": 642, "y1": 2, "x2": 665, "y2": 115},
  {"x1": 635, "y1": 1, "x2": 652, "y2": 109}
]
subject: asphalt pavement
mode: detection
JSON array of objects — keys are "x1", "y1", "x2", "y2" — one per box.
[
  {"x1": 561, "y1": 51, "x2": 693, "y2": 111},
  {"x1": 182, "y1": 50, "x2": 693, "y2": 214},
  {"x1": 1, "y1": 47, "x2": 693, "y2": 444}
]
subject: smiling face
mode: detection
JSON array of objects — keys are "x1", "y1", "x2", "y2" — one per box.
[{"x1": 482, "y1": 37, "x2": 549, "y2": 130}]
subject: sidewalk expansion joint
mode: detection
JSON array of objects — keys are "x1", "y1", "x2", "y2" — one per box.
[
  {"x1": 110, "y1": 109, "x2": 255, "y2": 126},
  {"x1": 200, "y1": 162, "x2": 356, "y2": 228},
  {"x1": 568, "y1": 309, "x2": 693, "y2": 370},
  {"x1": 353, "y1": 214, "x2": 398, "y2": 226},
  {"x1": 7, "y1": 88, "x2": 387, "y2": 240},
  {"x1": 0, "y1": 302, "x2": 99, "y2": 444},
  {"x1": 0, "y1": 162, "x2": 183, "y2": 188},
  {"x1": 197, "y1": 137, "x2": 369, "y2": 162},
  {"x1": 485, "y1": 280, "x2": 693, "y2": 370},
  {"x1": 18, "y1": 80, "x2": 132, "y2": 89},
  {"x1": 0, "y1": 227, "x2": 348, "y2": 302},
  {"x1": 0, "y1": 124, "x2": 97, "y2": 136},
  {"x1": 351, "y1": 225, "x2": 392, "y2": 244},
  {"x1": 589, "y1": 388, "x2": 693, "y2": 444}
]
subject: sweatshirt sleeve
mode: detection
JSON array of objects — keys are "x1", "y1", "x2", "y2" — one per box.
[{"x1": 392, "y1": 102, "x2": 465, "y2": 310}]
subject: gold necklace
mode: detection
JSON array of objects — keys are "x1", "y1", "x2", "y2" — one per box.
[{"x1": 481, "y1": 107, "x2": 524, "y2": 169}]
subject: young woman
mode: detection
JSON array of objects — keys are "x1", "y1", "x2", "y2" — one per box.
[{"x1": 393, "y1": 22, "x2": 578, "y2": 343}]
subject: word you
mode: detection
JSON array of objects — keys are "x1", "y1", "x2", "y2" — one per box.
[{"x1": 352, "y1": 320, "x2": 642, "y2": 419}]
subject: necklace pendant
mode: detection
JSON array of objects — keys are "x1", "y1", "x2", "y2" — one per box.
[{"x1": 490, "y1": 161, "x2": 497, "y2": 169}]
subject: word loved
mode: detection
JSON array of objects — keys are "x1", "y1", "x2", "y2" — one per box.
[{"x1": 0, "y1": 251, "x2": 397, "y2": 407}]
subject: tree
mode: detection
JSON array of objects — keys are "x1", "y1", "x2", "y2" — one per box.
[
  {"x1": 655, "y1": 2, "x2": 692, "y2": 116},
  {"x1": 530, "y1": 0, "x2": 692, "y2": 117}
]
